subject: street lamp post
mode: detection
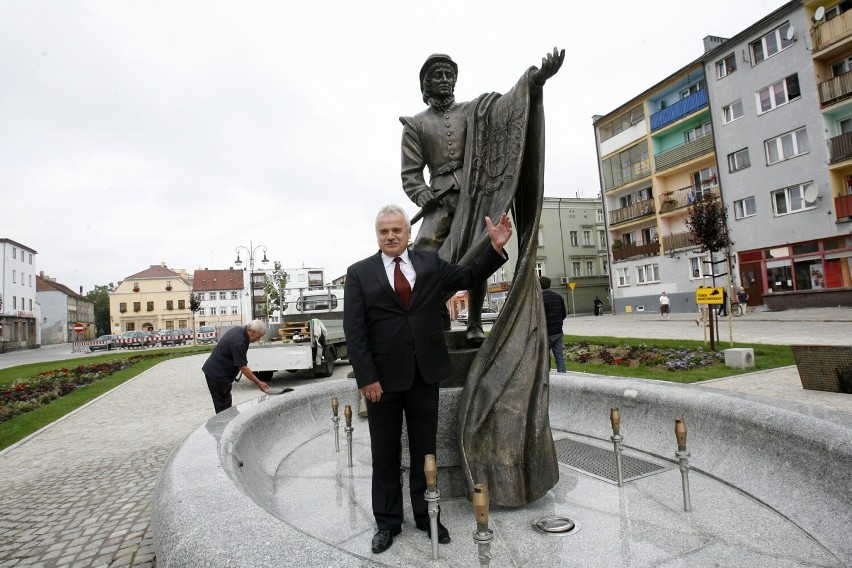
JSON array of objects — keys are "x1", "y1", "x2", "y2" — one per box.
[{"x1": 234, "y1": 241, "x2": 269, "y2": 322}]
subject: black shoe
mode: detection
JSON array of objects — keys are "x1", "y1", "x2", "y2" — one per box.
[
  {"x1": 415, "y1": 519, "x2": 451, "y2": 544},
  {"x1": 371, "y1": 527, "x2": 400, "y2": 554},
  {"x1": 466, "y1": 324, "x2": 485, "y2": 347}
]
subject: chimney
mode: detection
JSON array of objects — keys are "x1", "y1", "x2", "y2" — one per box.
[
  {"x1": 80, "y1": 286, "x2": 83, "y2": 294},
  {"x1": 702, "y1": 35, "x2": 728, "y2": 53}
]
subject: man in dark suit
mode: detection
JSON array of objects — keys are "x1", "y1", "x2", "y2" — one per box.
[{"x1": 344, "y1": 204, "x2": 511, "y2": 554}]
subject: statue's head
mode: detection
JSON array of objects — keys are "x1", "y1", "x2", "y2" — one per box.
[{"x1": 420, "y1": 53, "x2": 457, "y2": 103}]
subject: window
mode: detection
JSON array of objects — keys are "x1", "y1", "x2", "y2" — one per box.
[
  {"x1": 772, "y1": 182, "x2": 817, "y2": 216},
  {"x1": 219, "y1": 292, "x2": 227, "y2": 300},
  {"x1": 178, "y1": 299, "x2": 185, "y2": 309},
  {"x1": 12, "y1": 296, "x2": 16, "y2": 309},
  {"x1": 599, "y1": 230, "x2": 606, "y2": 247},
  {"x1": 572, "y1": 262, "x2": 581, "y2": 277},
  {"x1": 680, "y1": 80, "x2": 705, "y2": 99},
  {"x1": 602, "y1": 260, "x2": 609, "y2": 276},
  {"x1": 219, "y1": 307, "x2": 228, "y2": 315},
  {"x1": 598, "y1": 104, "x2": 644, "y2": 143},
  {"x1": 166, "y1": 300, "x2": 174, "y2": 310},
  {"x1": 757, "y1": 74, "x2": 800, "y2": 114},
  {"x1": 28, "y1": 253, "x2": 32, "y2": 264},
  {"x1": 535, "y1": 262, "x2": 545, "y2": 277},
  {"x1": 583, "y1": 231, "x2": 592, "y2": 246},
  {"x1": 147, "y1": 301, "x2": 154, "y2": 312},
  {"x1": 198, "y1": 308, "x2": 205, "y2": 316},
  {"x1": 11, "y1": 247, "x2": 16, "y2": 259},
  {"x1": 716, "y1": 53, "x2": 736, "y2": 78},
  {"x1": 133, "y1": 302, "x2": 141, "y2": 312},
  {"x1": 728, "y1": 148, "x2": 751, "y2": 172},
  {"x1": 734, "y1": 197, "x2": 757, "y2": 219},
  {"x1": 765, "y1": 127, "x2": 808, "y2": 164},
  {"x1": 569, "y1": 231, "x2": 578, "y2": 246},
  {"x1": 596, "y1": 210, "x2": 604, "y2": 223},
  {"x1": 11, "y1": 270, "x2": 15, "y2": 284},
  {"x1": 601, "y1": 141, "x2": 651, "y2": 190},
  {"x1": 616, "y1": 267, "x2": 630, "y2": 287},
  {"x1": 685, "y1": 122, "x2": 712, "y2": 142},
  {"x1": 208, "y1": 292, "x2": 216, "y2": 301},
  {"x1": 120, "y1": 302, "x2": 127, "y2": 313},
  {"x1": 231, "y1": 291, "x2": 238, "y2": 300},
  {"x1": 586, "y1": 261, "x2": 594, "y2": 276},
  {"x1": 231, "y1": 306, "x2": 239, "y2": 315},
  {"x1": 832, "y1": 55, "x2": 852, "y2": 77},
  {"x1": 723, "y1": 100, "x2": 744, "y2": 123},
  {"x1": 750, "y1": 22, "x2": 794, "y2": 64}
]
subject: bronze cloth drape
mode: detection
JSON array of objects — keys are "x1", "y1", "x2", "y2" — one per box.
[{"x1": 444, "y1": 69, "x2": 559, "y2": 507}]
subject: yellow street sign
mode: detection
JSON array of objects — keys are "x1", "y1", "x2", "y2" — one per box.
[
  {"x1": 569, "y1": 282, "x2": 576, "y2": 290},
  {"x1": 696, "y1": 287, "x2": 725, "y2": 304}
]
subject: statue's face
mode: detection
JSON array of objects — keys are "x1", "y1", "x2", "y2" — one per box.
[{"x1": 427, "y1": 66, "x2": 455, "y2": 97}]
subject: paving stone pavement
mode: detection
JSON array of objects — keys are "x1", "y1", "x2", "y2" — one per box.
[{"x1": 0, "y1": 308, "x2": 850, "y2": 567}]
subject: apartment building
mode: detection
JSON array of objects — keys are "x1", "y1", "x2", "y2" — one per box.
[
  {"x1": 36, "y1": 274, "x2": 96, "y2": 343},
  {"x1": 594, "y1": 0, "x2": 852, "y2": 314},
  {"x1": 192, "y1": 269, "x2": 247, "y2": 327},
  {"x1": 0, "y1": 238, "x2": 40, "y2": 350},
  {"x1": 109, "y1": 264, "x2": 193, "y2": 333}
]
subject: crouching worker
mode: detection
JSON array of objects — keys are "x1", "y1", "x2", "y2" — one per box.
[{"x1": 202, "y1": 319, "x2": 271, "y2": 413}]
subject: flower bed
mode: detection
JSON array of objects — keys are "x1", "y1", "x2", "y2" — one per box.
[
  {"x1": 0, "y1": 355, "x2": 157, "y2": 424},
  {"x1": 565, "y1": 341, "x2": 724, "y2": 371}
]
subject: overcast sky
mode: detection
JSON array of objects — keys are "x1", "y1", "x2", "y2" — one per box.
[{"x1": 1, "y1": 0, "x2": 788, "y2": 293}]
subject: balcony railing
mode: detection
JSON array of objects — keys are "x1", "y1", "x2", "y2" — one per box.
[
  {"x1": 818, "y1": 70, "x2": 852, "y2": 106},
  {"x1": 649, "y1": 89, "x2": 708, "y2": 131},
  {"x1": 608, "y1": 198, "x2": 655, "y2": 226},
  {"x1": 659, "y1": 182, "x2": 719, "y2": 212},
  {"x1": 811, "y1": 11, "x2": 852, "y2": 52},
  {"x1": 612, "y1": 240, "x2": 660, "y2": 262},
  {"x1": 836, "y1": 193, "x2": 852, "y2": 221},
  {"x1": 654, "y1": 134, "x2": 715, "y2": 172},
  {"x1": 828, "y1": 131, "x2": 852, "y2": 163},
  {"x1": 661, "y1": 231, "x2": 696, "y2": 252}
]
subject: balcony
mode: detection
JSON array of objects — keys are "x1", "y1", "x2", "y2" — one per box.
[
  {"x1": 612, "y1": 240, "x2": 660, "y2": 262},
  {"x1": 654, "y1": 134, "x2": 714, "y2": 172},
  {"x1": 836, "y1": 193, "x2": 852, "y2": 221},
  {"x1": 662, "y1": 231, "x2": 696, "y2": 252},
  {"x1": 828, "y1": 131, "x2": 852, "y2": 163},
  {"x1": 811, "y1": 11, "x2": 852, "y2": 53},
  {"x1": 649, "y1": 89, "x2": 708, "y2": 132},
  {"x1": 659, "y1": 182, "x2": 719, "y2": 213},
  {"x1": 818, "y1": 70, "x2": 852, "y2": 106},
  {"x1": 608, "y1": 198, "x2": 655, "y2": 226}
]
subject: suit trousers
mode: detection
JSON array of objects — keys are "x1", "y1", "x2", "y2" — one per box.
[
  {"x1": 205, "y1": 375, "x2": 233, "y2": 414},
  {"x1": 365, "y1": 368, "x2": 439, "y2": 530}
]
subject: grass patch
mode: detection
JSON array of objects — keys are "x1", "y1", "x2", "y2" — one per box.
[
  {"x1": 0, "y1": 346, "x2": 212, "y2": 451},
  {"x1": 557, "y1": 334, "x2": 794, "y2": 384}
]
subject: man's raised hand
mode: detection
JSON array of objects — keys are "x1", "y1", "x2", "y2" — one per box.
[{"x1": 485, "y1": 212, "x2": 513, "y2": 253}]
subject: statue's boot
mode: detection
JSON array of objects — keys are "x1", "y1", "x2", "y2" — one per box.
[{"x1": 466, "y1": 322, "x2": 485, "y2": 347}]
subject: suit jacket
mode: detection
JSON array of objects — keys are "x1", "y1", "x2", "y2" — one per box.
[{"x1": 344, "y1": 246, "x2": 506, "y2": 392}]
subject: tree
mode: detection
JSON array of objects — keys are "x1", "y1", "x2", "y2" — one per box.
[
  {"x1": 685, "y1": 194, "x2": 733, "y2": 253},
  {"x1": 189, "y1": 293, "x2": 203, "y2": 343},
  {"x1": 264, "y1": 261, "x2": 289, "y2": 321},
  {"x1": 685, "y1": 194, "x2": 734, "y2": 351},
  {"x1": 86, "y1": 283, "x2": 115, "y2": 336}
]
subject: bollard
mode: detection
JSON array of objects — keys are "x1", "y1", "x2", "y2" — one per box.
[
  {"x1": 610, "y1": 407, "x2": 624, "y2": 487},
  {"x1": 424, "y1": 454, "x2": 441, "y2": 560},
  {"x1": 472, "y1": 483, "x2": 493, "y2": 567},
  {"x1": 344, "y1": 404, "x2": 354, "y2": 467},
  {"x1": 675, "y1": 418, "x2": 692, "y2": 512},
  {"x1": 331, "y1": 397, "x2": 340, "y2": 453}
]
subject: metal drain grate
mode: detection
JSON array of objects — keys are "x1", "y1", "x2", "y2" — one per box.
[{"x1": 554, "y1": 438, "x2": 671, "y2": 485}]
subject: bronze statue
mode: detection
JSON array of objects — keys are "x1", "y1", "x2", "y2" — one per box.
[{"x1": 401, "y1": 48, "x2": 565, "y2": 506}]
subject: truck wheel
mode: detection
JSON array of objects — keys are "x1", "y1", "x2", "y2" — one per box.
[
  {"x1": 314, "y1": 346, "x2": 335, "y2": 378},
  {"x1": 255, "y1": 371, "x2": 274, "y2": 381}
]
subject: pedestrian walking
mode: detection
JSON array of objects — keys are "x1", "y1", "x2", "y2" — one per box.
[
  {"x1": 737, "y1": 287, "x2": 749, "y2": 315},
  {"x1": 593, "y1": 296, "x2": 603, "y2": 316},
  {"x1": 540, "y1": 276, "x2": 567, "y2": 372},
  {"x1": 659, "y1": 292, "x2": 671, "y2": 319}
]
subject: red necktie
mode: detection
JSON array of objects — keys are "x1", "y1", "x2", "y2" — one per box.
[{"x1": 393, "y1": 257, "x2": 411, "y2": 308}]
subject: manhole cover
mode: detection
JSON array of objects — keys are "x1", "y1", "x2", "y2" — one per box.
[{"x1": 554, "y1": 438, "x2": 672, "y2": 484}]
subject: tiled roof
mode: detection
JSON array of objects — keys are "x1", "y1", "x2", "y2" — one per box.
[
  {"x1": 125, "y1": 265, "x2": 182, "y2": 280},
  {"x1": 192, "y1": 269, "x2": 245, "y2": 291},
  {"x1": 36, "y1": 276, "x2": 90, "y2": 302}
]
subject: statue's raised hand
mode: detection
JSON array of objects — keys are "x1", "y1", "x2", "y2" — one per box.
[{"x1": 532, "y1": 47, "x2": 565, "y2": 86}]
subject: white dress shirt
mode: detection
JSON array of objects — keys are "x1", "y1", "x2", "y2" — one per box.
[{"x1": 381, "y1": 250, "x2": 416, "y2": 291}]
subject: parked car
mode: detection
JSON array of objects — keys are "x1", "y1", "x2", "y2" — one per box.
[
  {"x1": 118, "y1": 330, "x2": 153, "y2": 347},
  {"x1": 158, "y1": 329, "x2": 187, "y2": 346},
  {"x1": 88, "y1": 334, "x2": 119, "y2": 352},
  {"x1": 196, "y1": 325, "x2": 218, "y2": 344},
  {"x1": 178, "y1": 328, "x2": 194, "y2": 338},
  {"x1": 456, "y1": 307, "x2": 499, "y2": 323}
]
